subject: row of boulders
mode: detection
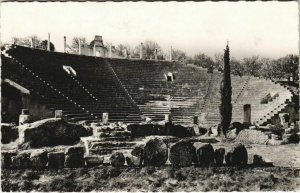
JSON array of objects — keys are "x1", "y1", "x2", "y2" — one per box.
[{"x1": 127, "y1": 123, "x2": 195, "y2": 138}]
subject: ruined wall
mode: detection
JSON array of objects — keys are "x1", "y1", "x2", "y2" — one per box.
[{"x1": 1, "y1": 82, "x2": 53, "y2": 123}]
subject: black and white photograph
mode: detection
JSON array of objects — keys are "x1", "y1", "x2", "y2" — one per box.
[{"x1": 1, "y1": 1, "x2": 299, "y2": 192}]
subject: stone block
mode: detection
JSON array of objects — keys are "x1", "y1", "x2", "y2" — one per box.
[
  {"x1": 226, "y1": 143, "x2": 248, "y2": 166},
  {"x1": 48, "y1": 152, "x2": 65, "y2": 169},
  {"x1": 1, "y1": 151, "x2": 16, "y2": 169},
  {"x1": 85, "y1": 155, "x2": 104, "y2": 167},
  {"x1": 144, "y1": 138, "x2": 168, "y2": 167},
  {"x1": 11, "y1": 152, "x2": 31, "y2": 169},
  {"x1": 282, "y1": 134, "x2": 300, "y2": 144},
  {"x1": 214, "y1": 148, "x2": 225, "y2": 166},
  {"x1": 169, "y1": 140, "x2": 196, "y2": 167},
  {"x1": 64, "y1": 146, "x2": 85, "y2": 168},
  {"x1": 30, "y1": 150, "x2": 48, "y2": 169},
  {"x1": 194, "y1": 143, "x2": 214, "y2": 166}
]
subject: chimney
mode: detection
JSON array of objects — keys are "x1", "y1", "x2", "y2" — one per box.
[
  {"x1": 78, "y1": 39, "x2": 81, "y2": 55},
  {"x1": 47, "y1": 33, "x2": 50, "y2": 51},
  {"x1": 140, "y1": 43, "x2": 143, "y2": 59},
  {"x1": 64, "y1": 36, "x2": 66, "y2": 53},
  {"x1": 169, "y1": 46, "x2": 172, "y2": 61}
]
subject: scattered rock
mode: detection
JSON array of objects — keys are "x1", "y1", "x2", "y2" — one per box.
[
  {"x1": 126, "y1": 156, "x2": 143, "y2": 166},
  {"x1": 194, "y1": 143, "x2": 214, "y2": 166},
  {"x1": 64, "y1": 146, "x2": 85, "y2": 168},
  {"x1": 227, "y1": 129, "x2": 237, "y2": 140},
  {"x1": 252, "y1": 154, "x2": 273, "y2": 167},
  {"x1": 144, "y1": 138, "x2": 168, "y2": 166},
  {"x1": 30, "y1": 150, "x2": 48, "y2": 169},
  {"x1": 11, "y1": 152, "x2": 31, "y2": 169},
  {"x1": 48, "y1": 152, "x2": 65, "y2": 169},
  {"x1": 169, "y1": 140, "x2": 196, "y2": 167},
  {"x1": 267, "y1": 139, "x2": 284, "y2": 146},
  {"x1": 214, "y1": 148, "x2": 225, "y2": 166},
  {"x1": 225, "y1": 151, "x2": 232, "y2": 165},
  {"x1": 110, "y1": 152, "x2": 125, "y2": 167}
]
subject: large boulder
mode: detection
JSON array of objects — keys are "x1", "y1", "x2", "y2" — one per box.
[
  {"x1": 214, "y1": 148, "x2": 225, "y2": 166},
  {"x1": 169, "y1": 140, "x2": 196, "y2": 167},
  {"x1": 19, "y1": 118, "x2": 92, "y2": 148},
  {"x1": 48, "y1": 152, "x2": 65, "y2": 169},
  {"x1": 1, "y1": 151, "x2": 16, "y2": 169},
  {"x1": 144, "y1": 138, "x2": 168, "y2": 166},
  {"x1": 194, "y1": 143, "x2": 214, "y2": 166},
  {"x1": 110, "y1": 152, "x2": 125, "y2": 167},
  {"x1": 225, "y1": 143, "x2": 248, "y2": 166},
  {"x1": 64, "y1": 146, "x2": 85, "y2": 168},
  {"x1": 1, "y1": 123, "x2": 19, "y2": 144},
  {"x1": 126, "y1": 144, "x2": 145, "y2": 166},
  {"x1": 30, "y1": 150, "x2": 48, "y2": 169},
  {"x1": 236, "y1": 129, "x2": 268, "y2": 144},
  {"x1": 11, "y1": 152, "x2": 31, "y2": 169}
]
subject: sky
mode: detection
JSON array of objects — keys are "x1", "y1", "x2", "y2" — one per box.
[{"x1": 1, "y1": 1, "x2": 298, "y2": 59}]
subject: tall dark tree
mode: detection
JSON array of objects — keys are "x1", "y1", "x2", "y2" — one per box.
[{"x1": 219, "y1": 43, "x2": 232, "y2": 136}]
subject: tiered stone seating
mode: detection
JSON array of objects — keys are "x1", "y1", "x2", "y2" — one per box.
[
  {"x1": 108, "y1": 59, "x2": 292, "y2": 126},
  {"x1": 4, "y1": 46, "x2": 142, "y2": 123}
]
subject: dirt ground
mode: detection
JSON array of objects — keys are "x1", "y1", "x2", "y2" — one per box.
[{"x1": 2, "y1": 141, "x2": 299, "y2": 192}]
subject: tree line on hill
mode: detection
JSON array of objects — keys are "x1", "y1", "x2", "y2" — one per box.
[{"x1": 9, "y1": 35, "x2": 299, "y2": 85}]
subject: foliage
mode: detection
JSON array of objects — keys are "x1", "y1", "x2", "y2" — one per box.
[
  {"x1": 219, "y1": 43, "x2": 232, "y2": 136},
  {"x1": 12, "y1": 35, "x2": 41, "y2": 48},
  {"x1": 172, "y1": 49, "x2": 187, "y2": 62},
  {"x1": 194, "y1": 53, "x2": 215, "y2": 73},
  {"x1": 39, "y1": 40, "x2": 55, "y2": 51}
]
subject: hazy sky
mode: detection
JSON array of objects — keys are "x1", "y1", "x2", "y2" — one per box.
[{"x1": 1, "y1": 2, "x2": 298, "y2": 59}]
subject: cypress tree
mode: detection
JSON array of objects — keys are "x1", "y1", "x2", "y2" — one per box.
[{"x1": 219, "y1": 42, "x2": 232, "y2": 136}]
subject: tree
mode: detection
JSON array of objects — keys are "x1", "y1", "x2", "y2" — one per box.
[
  {"x1": 230, "y1": 57, "x2": 245, "y2": 77},
  {"x1": 39, "y1": 40, "x2": 55, "y2": 51},
  {"x1": 241, "y1": 56, "x2": 262, "y2": 76},
  {"x1": 214, "y1": 53, "x2": 224, "y2": 71},
  {"x1": 11, "y1": 35, "x2": 41, "y2": 48},
  {"x1": 143, "y1": 40, "x2": 161, "y2": 59},
  {"x1": 275, "y1": 55, "x2": 299, "y2": 84},
  {"x1": 69, "y1": 37, "x2": 87, "y2": 52},
  {"x1": 219, "y1": 43, "x2": 232, "y2": 136},
  {"x1": 194, "y1": 53, "x2": 214, "y2": 73},
  {"x1": 172, "y1": 49, "x2": 187, "y2": 62}
]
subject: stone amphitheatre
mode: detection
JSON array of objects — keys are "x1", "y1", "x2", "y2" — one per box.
[{"x1": 1, "y1": 36, "x2": 299, "y2": 191}]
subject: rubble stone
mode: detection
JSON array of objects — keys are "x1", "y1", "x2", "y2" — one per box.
[
  {"x1": 144, "y1": 138, "x2": 168, "y2": 166},
  {"x1": 85, "y1": 156, "x2": 104, "y2": 167},
  {"x1": 226, "y1": 143, "x2": 248, "y2": 166},
  {"x1": 236, "y1": 129, "x2": 268, "y2": 144},
  {"x1": 11, "y1": 152, "x2": 31, "y2": 169},
  {"x1": 214, "y1": 148, "x2": 225, "y2": 166},
  {"x1": 64, "y1": 146, "x2": 85, "y2": 168},
  {"x1": 1, "y1": 151, "x2": 16, "y2": 169},
  {"x1": 1, "y1": 123, "x2": 19, "y2": 144}
]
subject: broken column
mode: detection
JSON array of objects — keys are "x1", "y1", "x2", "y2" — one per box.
[
  {"x1": 169, "y1": 46, "x2": 172, "y2": 61},
  {"x1": 19, "y1": 109, "x2": 31, "y2": 125},
  {"x1": 102, "y1": 112, "x2": 108, "y2": 125},
  {"x1": 30, "y1": 38, "x2": 33, "y2": 48},
  {"x1": 109, "y1": 44, "x2": 112, "y2": 58},
  {"x1": 93, "y1": 44, "x2": 96, "y2": 56},
  {"x1": 140, "y1": 43, "x2": 143, "y2": 59},
  {"x1": 55, "y1": 110, "x2": 63, "y2": 118},
  {"x1": 47, "y1": 33, "x2": 50, "y2": 51},
  {"x1": 154, "y1": 48, "x2": 158, "y2": 61},
  {"x1": 78, "y1": 39, "x2": 81, "y2": 55},
  {"x1": 64, "y1": 36, "x2": 66, "y2": 53},
  {"x1": 165, "y1": 114, "x2": 172, "y2": 123}
]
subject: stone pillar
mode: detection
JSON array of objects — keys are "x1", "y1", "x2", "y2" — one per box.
[
  {"x1": 165, "y1": 114, "x2": 172, "y2": 123},
  {"x1": 102, "y1": 112, "x2": 108, "y2": 125},
  {"x1": 64, "y1": 36, "x2": 66, "y2": 53},
  {"x1": 124, "y1": 49, "x2": 127, "y2": 58},
  {"x1": 93, "y1": 44, "x2": 96, "y2": 56},
  {"x1": 55, "y1": 110, "x2": 63, "y2": 118},
  {"x1": 30, "y1": 38, "x2": 33, "y2": 48},
  {"x1": 78, "y1": 40, "x2": 81, "y2": 55},
  {"x1": 140, "y1": 43, "x2": 143, "y2": 59},
  {"x1": 154, "y1": 48, "x2": 158, "y2": 61},
  {"x1": 109, "y1": 44, "x2": 112, "y2": 58},
  {"x1": 19, "y1": 109, "x2": 31, "y2": 125},
  {"x1": 47, "y1": 33, "x2": 50, "y2": 51},
  {"x1": 169, "y1": 46, "x2": 172, "y2": 61},
  {"x1": 199, "y1": 113, "x2": 206, "y2": 124}
]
